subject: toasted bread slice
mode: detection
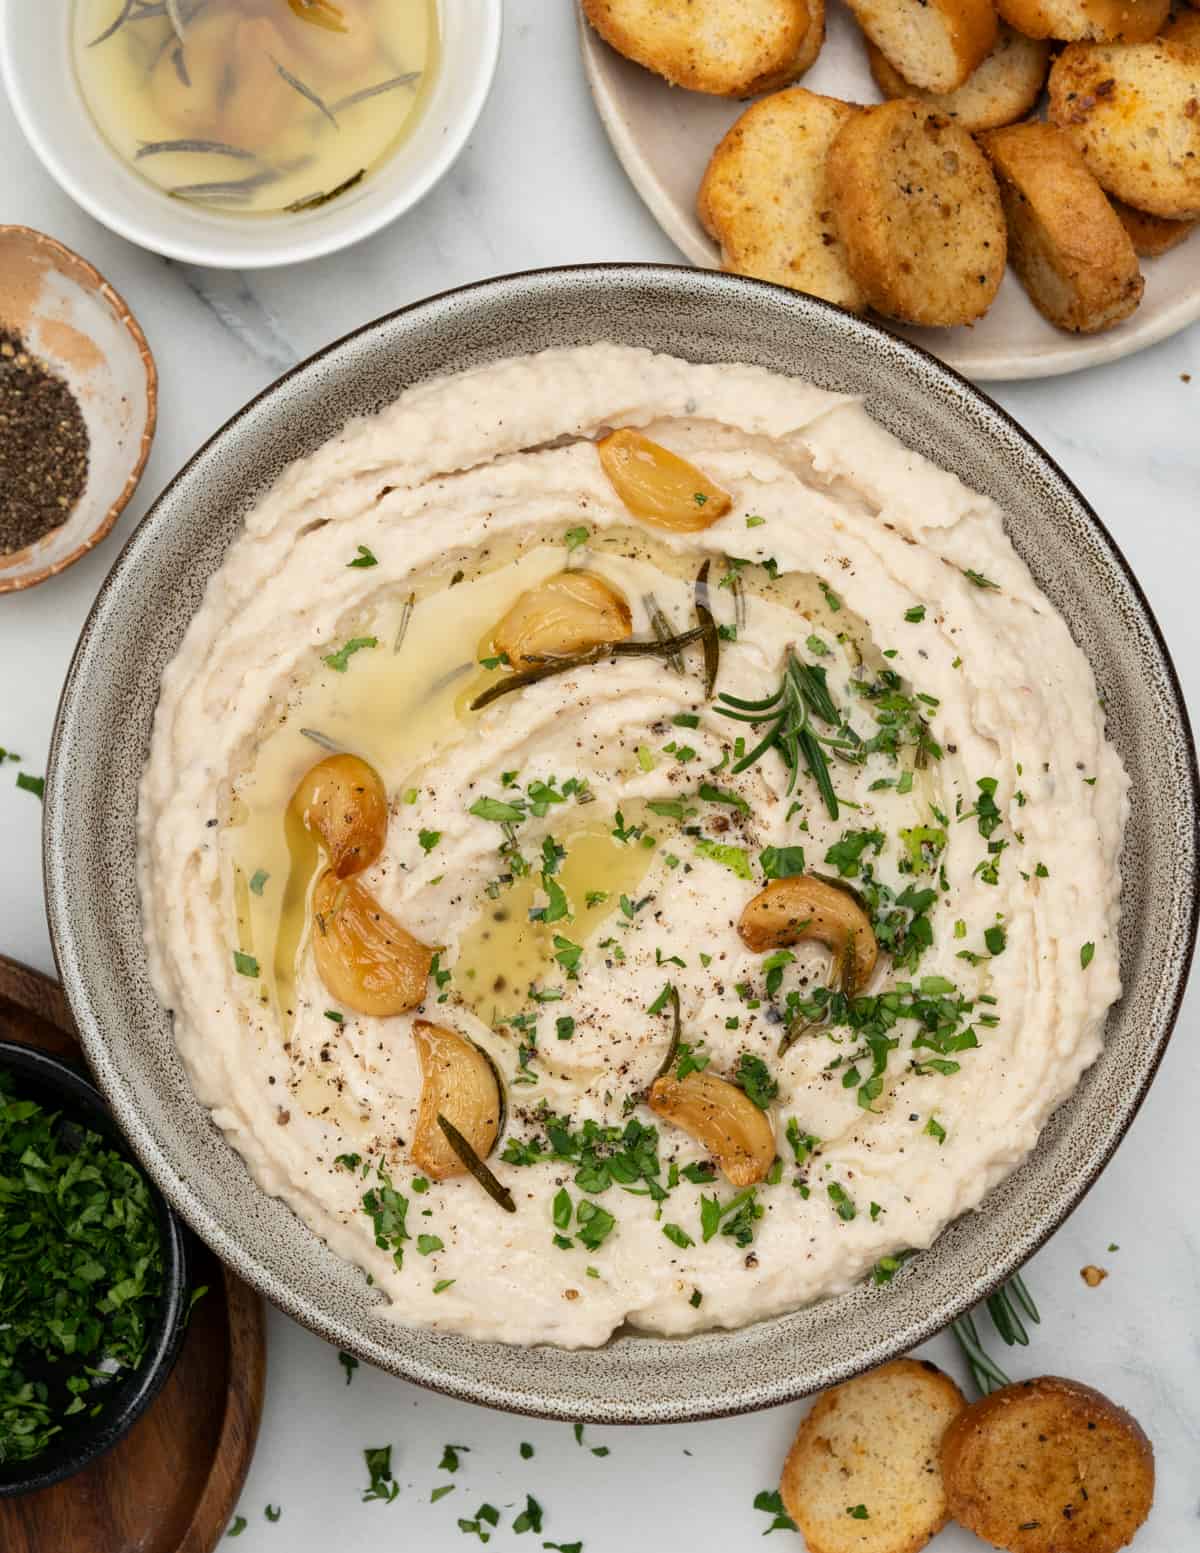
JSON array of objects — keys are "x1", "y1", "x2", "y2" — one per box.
[
  {"x1": 942, "y1": 1376, "x2": 1154, "y2": 1553},
  {"x1": 1049, "y1": 40, "x2": 1200, "y2": 217},
  {"x1": 581, "y1": 0, "x2": 814, "y2": 97},
  {"x1": 1162, "y1": 5, "x2": 1200, "y2": 41},
  {"x1": 866, "y1": 24, "x2": 1051, "y2": 131},
  {"x1": 698, "y1": 88, "x2": 865, "y2": 311},
  {"x1": 782, "y1": 0, "x2": 826, "y2": 81},
  {"x1": 997, "y1": 0, "x2": 1169, "y2": 41},
  {"x1": 780, "y1": 1358, "x2": 966, "y2": 1553},
  {"x1": 846, "y1": 0, "x2": 997, "y2": 91},
  {"x1": 1110, "y1": 196, "x2": 1198, "y2": 253},
  {"x1": 980, "y1": 123, "x2": 1144, "y2": 330},
  {"x1": 827, "y1": 100, "x2": 1007, "y2": 325}
]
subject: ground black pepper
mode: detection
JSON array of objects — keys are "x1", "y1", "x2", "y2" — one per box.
[{"x1": 0, "y1": 328, "x2": 90, "y2": 554}]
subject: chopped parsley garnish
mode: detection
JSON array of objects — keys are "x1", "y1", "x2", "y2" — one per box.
[
  {"x1": 556, "y1": 1016, "x2": 575, "y2": 1041},
  {"x1": 760, "y1": 844, "x2": 806, "y2": 880},
  {"x1": 419, "y1": 829, "x2": 441, "y2": 853},
  {"x1": 1080, "y1": 942, "x2": 1095, "y2": 969},
  {"x1": 806, "y1": 634, "x2": 830, "y2": 657},
  {"x1": 785, "y1": 1117, "x2": 819, "y2": 1168},
  {"x1": 323, "y1": 635, "x2": 378, "y2": 673},
  {"x1": 433, "y1": 1278, "x2": 455, "y2": 1293},
  {"x1": 417, "y1": 1234, "x2": 444, "y2": 1255},
  {"x1": 963, "y1": 568, "x2": 1000, "y2": 590},
  {"x1": 924, "y1": 1115, "x2": 947, "y2": 1145},
  {"x1": 512, "y1": 1494, "x2": 543, "y2": 1534},
  {"x1": 347, "y1": 544, "x2": 378, "y2": 568},
  {"x1": 699, "y1": 781, "x2": 749, "y2": 813},
  {"x1": 553, "y1": 935, "x2": 583, "y2": 978},
  {"x1": 663, "y1": 1222, "x2": 695, "y2": 1249},
  {"x1": 264, "y1": 1505, "x2": 281, "y2": 1522},
  {"x1": 233, "y1": 950, "x2": 260, "y2": 978},
  {"x1": 847, "y1": 1504, "x2": 870, "y2": 1519},
  {"x1": 504, "y1": 1113, "x2": 665, "y2": 1202},
  {"x1": 753, "y1": 1490, "x2": 799, "y2": 1534},
  {"x1": 520, "y1": 1441, "x2": 535, "y2": 1459},
  {"x1": 338, "y1": 1350, "x2": 358, "y2": 1384},
  {"x1": 432, "y1": 1484, "x2": 456, "y2": 1503},
  {"x1": 827, "y1": 1182, "x2": 856, "y2": 1221},
  {"x1": 469, "y1": 795, "x2": 526, "y2": 823},
  {"x1": 362, "y1": 1445, "x2": 400, "y2": 1504},
  {"x1": 362, "y1": 1169, "x2": 410, "y2": 1269},
  {"x1": 564, "y1": 526, "x2": 589, "y2": 551},
  {"x1": 0, "y1": 1070, "x2": 165, "y2": 1464},
  {"x1": 440, "y1": 1443, "x2": 470, "y2": 1472},
  {"x1": 646, "y1": 982, "x2": 673, "y2": 1017},
  {"x1": 904, "y1": 605, "x2": 926, "y2": 623},
  {"x1": 16, "y1": 772, "x2": 44, "y2": 800},
  {"x1": 746, "y1": 515, "x2": 766, "y2": 528},
  {"x1": 249, "y1": 868, "x2": 269, "y2": 895},
  {"x1": 735, "y1": 1053, "x2": 778, "y2": 1110},
  {"x1": 825, "y1": 828, "x2": 884, "y2": 878},
  {"x1": 700, "y1": 1188, "x2": 761, "y2": 1247},
  {"x1": 820, "y1": 582, "x2": 842, "y2": 612},
  {"x1": 227, "y1": 1516, "x2": 247, "y2": 1537},
  {"x1": 693, "y1": 838, "x2": 752, "y2": 879}
]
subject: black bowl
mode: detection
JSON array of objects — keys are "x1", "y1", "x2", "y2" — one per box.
[{"x1": 0, "y1": 1039, "x2": 190, "y2": 1497}]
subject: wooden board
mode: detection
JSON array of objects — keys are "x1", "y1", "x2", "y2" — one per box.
[{"x1": 0, "y1": 954, "x2": 267, "y2": 1553}]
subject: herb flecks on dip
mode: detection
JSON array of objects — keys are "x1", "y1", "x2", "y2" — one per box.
[{"x1": 138, "y1": 346, "x2": 1127, "y2": 1347}]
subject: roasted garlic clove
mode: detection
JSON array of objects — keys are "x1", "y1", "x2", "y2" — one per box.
[
  {"x1": 311, "y1": 871, "x2": 432, "y2": 1016},
  {"x1": 289, "y1": 754, "x2": 388, "y2": 879},
  {"x1": 738, "y1": 875, "x2": 878, "y2": 995},
  {"x1": 411, "y1": 1021, "x2": 504, "y2": 1180},
  {"x1": 649, "y1": 1070, "x2": 775, "y2": 1187},
  {"x1": 492, "y1": 571, "x2": 633, "y2": 669},
  {"x1": 596, "y1": 429, "x2": 733, "y2": 532}
]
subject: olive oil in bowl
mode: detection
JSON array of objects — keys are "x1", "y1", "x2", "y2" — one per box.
[{"x1": 73, "y1": 0, "x2": 438, "y2": 217}]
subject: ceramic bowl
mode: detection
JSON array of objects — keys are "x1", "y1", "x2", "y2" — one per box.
[
  {"x1": 0, "y1": 227, "x2": 156, "y2": 595},
  {"x1": 44, "y1": 266, "x2": 1198, "y2": 1423},
  {"x1": 0, "y1": 2, "x2": 501, "y2": 269},
  {"x1": 0, "y1": 1040, "x2": 190, "y2": 1497}
]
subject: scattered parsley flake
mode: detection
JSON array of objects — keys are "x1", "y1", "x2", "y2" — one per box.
[
  {"x1": 323, "y1": 635, "x2": 378, "y2": 673},
  {"x1": 347, "y1": 544, "x2": 378, "y2": 568},
  {"x1": 249, "y1": 868, "x2": 269, "y2": 895},
  {"x1": 233, "y1": 950, "x2": 259, "y2": 978},
  {"x1": 1080, "y1": 942, "x2": 1095, "y2": 969}
]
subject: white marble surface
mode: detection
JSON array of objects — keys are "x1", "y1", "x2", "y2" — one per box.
[{"x1": 2, "y1": 3, "x2": 1198, "y2": 1548}]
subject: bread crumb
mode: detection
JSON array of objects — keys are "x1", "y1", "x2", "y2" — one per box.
[
  {"x1": 1182, "y1": 373, "x2": 1192, "y2": 383},
  {"x1": 1081, "y1": 1264, "x2": 1108, "y2": 1286}
]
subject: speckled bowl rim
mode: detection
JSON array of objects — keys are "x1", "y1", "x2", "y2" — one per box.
[
  {"x1": 44, "y1": 264, "x2": 1199, "y2": 1422},
  {"x1": 0, "y1": 226, "x2": 157, "y2": 595}
]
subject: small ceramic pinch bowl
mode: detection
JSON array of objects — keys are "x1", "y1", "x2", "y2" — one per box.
[{"x1": 0, "y1": 226, "x2": 156, "y2": 595}]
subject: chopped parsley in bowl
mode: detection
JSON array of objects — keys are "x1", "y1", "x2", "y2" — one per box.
[{"x1": 0, "y1": 1040, "x2": 189, "y2": 1496}]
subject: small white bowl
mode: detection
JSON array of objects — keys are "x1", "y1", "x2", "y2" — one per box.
[{"x1": 0, "y1": 2, "x2": 501, "y2": 270}]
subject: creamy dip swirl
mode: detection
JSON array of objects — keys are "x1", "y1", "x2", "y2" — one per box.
[{"x1": 139, "y1": 345, "x2": 1126, "y2": 1346}]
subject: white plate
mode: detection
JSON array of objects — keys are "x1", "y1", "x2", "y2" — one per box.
[{"x1": 578, "y1": 3, "x2": 1200, "y2": 380}]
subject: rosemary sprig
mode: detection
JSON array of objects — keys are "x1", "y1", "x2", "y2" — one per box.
[
  {"x1": 437, "y1": 1115, "x2": 515, "y2": 1213},
  {"x1": 715, "y1": 650, "x2": 844, "y2": 819},
  {"x1": 643, "y1": 592, "x2": 683, "y2": 674},
  {"x1": 951, "y1": 1273, "x2": 1041, "y2": 1395},
  {"x1": 469, "y1": 628, "x2": 706, "y2": 711},
  {"x1": 331, "y1": 72, "x2": 421, "y2": 113},
  {"x1": 284, "y1": 169, "x2": 364, "y2": 213},
  {"x1": 470, "y1": 565, "x2": 720, "y2": 711},
  {"x1": 273, "y1": 57, "x2": 338, "y2": 127},
  {"x1": 694, "y1": 559, "x2": 719, "y2": 699},
  {"x1": 136, "y1": 138, "x2": 257, "y2": 160}
]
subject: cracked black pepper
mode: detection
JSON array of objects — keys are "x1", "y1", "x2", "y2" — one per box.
[{"x1": 0, "y1": 328, "x2": 90, "y2": 555}]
